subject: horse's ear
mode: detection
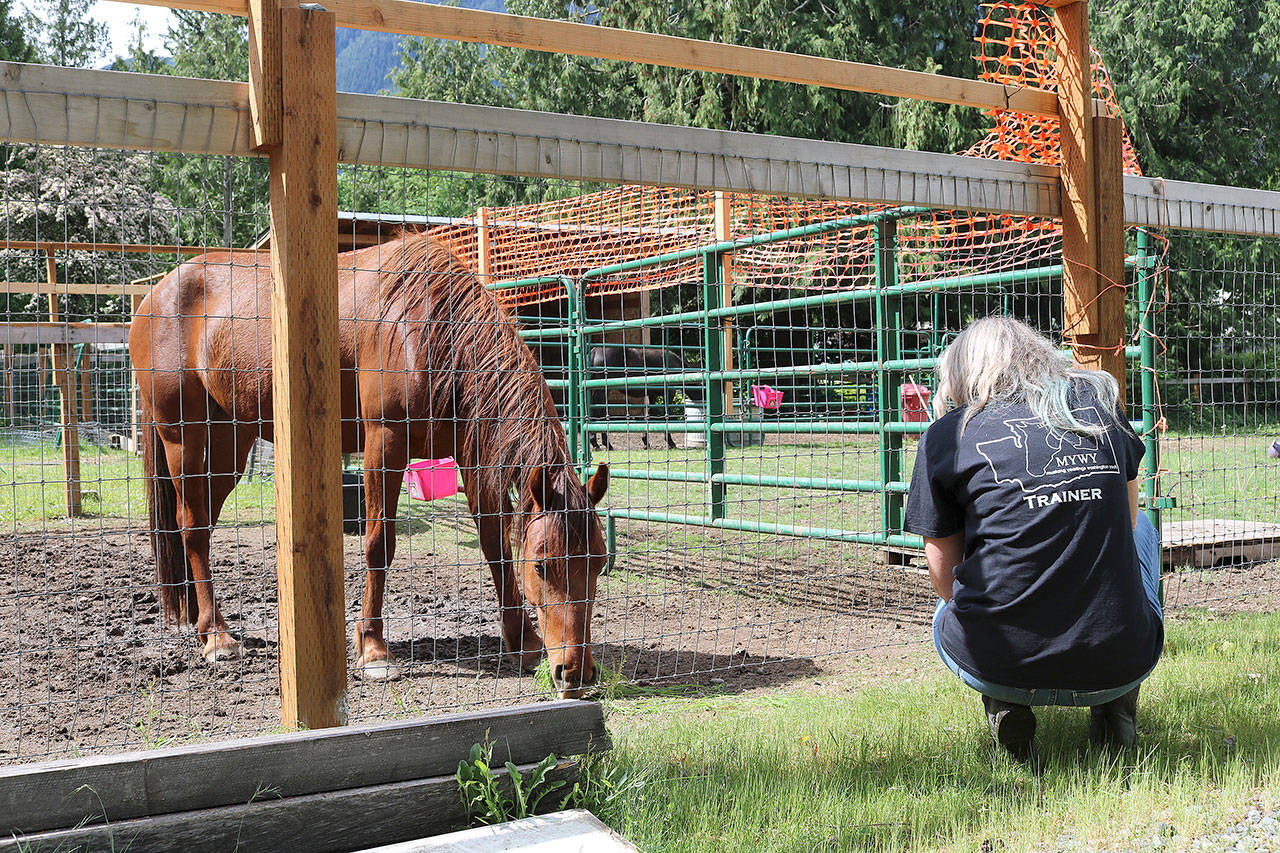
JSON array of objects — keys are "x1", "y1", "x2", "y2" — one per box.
[
  {"x1": 528, "y1": 466, "x2": 555, "y2": 512},
  {"x1": 587, "y1": 463, "x2": 609, "y2": 506}
]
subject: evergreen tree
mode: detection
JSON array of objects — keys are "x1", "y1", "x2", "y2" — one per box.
[
  {"x1": 1091, "y1": 0, "x2": 1280, "y2": 191},
  {"x1": 108, "y1": 12, "x2": 167, "y2": 75},
  {"x1": 22, "y1": 0, "x2": 108, "y2": 67},
  {"x1": 0, "y1": 0, "x2": 35, "y2": 63}
]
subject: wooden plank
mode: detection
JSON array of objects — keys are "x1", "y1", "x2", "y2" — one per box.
[
  {"x1": 1123, "y1": 174, "x2": 1280, "y2": 236},
  {"x1": 1162, "y1": 519, "x2": 1280, "y2": 570},
  {"x1": 1, "y1": 280, "x2": 157, "y2": 296},
  {"x1": 117, "y1": 0, "x2": 1061, "y2": 117},
  {"x1": 0, "y1": 761, "x2": 579, "y2": 853},
  {"x1": 7, "y1": 63, "x2": 1280, "y2": 237},
  {"x1": 0, "y1": 701, "x2": 608, "y2": 837},
  {"x1": 1054, "y1": 2, "x2": 1098, "y2": 339},
  {"x1": 358, "y1": 810, "x2": 642, "y2": 853},
  {"x1": 248, "y1": 0, "x2": 281, "y2": 150},
  {"x1": 1082, "y1": 114, "x2": 1126, "y2": 394},
  {"x1": 1, "y1": 61, "x2": 254, "y2": 158},
  {"x1": 269, "y1": 4, "x2": 346, "y2": 731},
  {"x1": 335, "y1": 94, "x2": 1062, "y2": 218},
  {"x1": 0, "y1": 322, "x2": 131, "y2": 346},
  {"x1": 45, "y1": 255, "x2": 82, "y2": 517}
]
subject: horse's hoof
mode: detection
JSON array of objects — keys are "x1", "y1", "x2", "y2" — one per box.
[
  {"x1": 357, "y1": 658, "x2": 403, "y2": 681},
  {"x1": 204, "y1": 640, "x2": 242, "y2": 663}
]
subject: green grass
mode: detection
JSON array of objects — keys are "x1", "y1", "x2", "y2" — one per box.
[
  {"x1": 1159, "y1": 433, "x2": 1280, "y2": 523},
  {"x1": 4, "y1": 429, "x2": 1277, "y2": 530},
  {"x1": 591, "y1": 610, "x2": 1280, "y2": 852}
]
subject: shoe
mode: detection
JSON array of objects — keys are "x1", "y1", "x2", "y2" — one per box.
[
  {"x1": 1089, "y1": 686, "x2": 1139, "y2": 748},
  {"x1": 983, "y1": 695, "x2": 1037, "y2": 762}
]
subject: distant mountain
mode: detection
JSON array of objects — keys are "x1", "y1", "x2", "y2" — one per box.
[{"x1": 335, "y1": 0, "x2": 507, "y2": 94}]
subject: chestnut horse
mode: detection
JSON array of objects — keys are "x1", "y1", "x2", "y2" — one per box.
[{"x1": 129, "y1": 234, "x2": 608, "y2": 698}]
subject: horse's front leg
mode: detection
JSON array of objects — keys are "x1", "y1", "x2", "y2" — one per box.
[
  {"x1": 355, "y1": 425, "x2": 407, "y2": 681},
  {"x1": 160, "y1": 430, "x2": 240, "y2": 663},
  {"x1": 466, "y1": 485, "x2": 544, "y2": 671}
]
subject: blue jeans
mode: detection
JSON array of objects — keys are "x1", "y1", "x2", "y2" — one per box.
[{"x1": 933, "y1": 513, "x2": 1162, "y2": 707}]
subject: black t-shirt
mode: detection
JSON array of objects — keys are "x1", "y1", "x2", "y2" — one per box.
[{"x1": 904, "y1": 392, "x2": 1162, "y2": 690}]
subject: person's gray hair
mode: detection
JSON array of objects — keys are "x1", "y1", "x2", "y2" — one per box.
[{"x1": 933, "y1": 316, "x2": 1120, "y2": 435}]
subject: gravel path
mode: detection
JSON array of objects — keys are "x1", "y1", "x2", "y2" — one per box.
[
  {"x1": 1179, "y1": 799, "x2": 1280, "y2": 852},
  {"x1": 1043, "y1": 796, "x2": 1279, "y2": 851}
]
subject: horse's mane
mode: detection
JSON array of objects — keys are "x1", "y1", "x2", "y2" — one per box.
[{"x1": 378, "y1": 234, "x2": 594, "y2": 552}]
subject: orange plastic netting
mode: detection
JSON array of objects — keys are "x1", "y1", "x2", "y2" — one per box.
[{"x1": 428, "y1": 2, "x2": 1144, "y2": 307}]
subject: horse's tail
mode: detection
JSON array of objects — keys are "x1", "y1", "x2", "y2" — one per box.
[{"x1": 140, "y1": 405, "x2": 196, "y2": 625}]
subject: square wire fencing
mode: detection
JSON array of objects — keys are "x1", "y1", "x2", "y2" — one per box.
[{"x1": 2, "y1": 63, "x2": 1279, "y2": 765}]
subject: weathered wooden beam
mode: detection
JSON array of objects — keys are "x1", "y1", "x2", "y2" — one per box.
[
  {"x1": 0, "y1": 701, "x2": 609, "y2": 837},
  {"x1": 247, "y1": 0, "x2": 281, "y2": 150},
  {"x1": 0, "y1": 322, "x2": 132, "y2": 345},
  {"x1": 115, "y1": 0, "x2": 1061, "y2": 116},
  {"x1": 45, "y1": 255, "x2": 82, "y2": 517},
  {"x1": 1055, "y1": 1, "x2": 1099, "y2": 340},
  {"x1": 333, "y1": 94, "x2": 1063, "y2": 218},
  {"x1": 1, "y1": 280, "x2": 157, "y2": 296},
  {"x1": 1089, "y1": 114, "x2": 1127, "y2": 395},
  {"x1": 0, "y1": 761, "x2": 579, "y2": 853},
  {"x1": 267, "y1": 3, "x2": 346, "y2": 731},
  {"x1": 6, "y1": 63, "x2": 1280, "y2": 236}
]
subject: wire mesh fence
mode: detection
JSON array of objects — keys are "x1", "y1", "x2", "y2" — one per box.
[
  {"x1": 1, "y1": 37, "x2": 1278, "y2": 766},
  {"x1": 1149, "y1": 229, "x2": 1280, "y2": 611}
]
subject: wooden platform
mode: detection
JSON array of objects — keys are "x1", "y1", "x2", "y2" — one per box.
[
  {"x1": 0, "y1": 701, "x2": 610, "y2": 853},
  {"x1": 885, "y1": 518, "x2": 1280, "y2": 572},
  {"x1": 1162, "y1": 519, "x2": 1280, "y2": 569},
  {"x1": 358, "y1": 810, "x2": 640, "y2": 853}
]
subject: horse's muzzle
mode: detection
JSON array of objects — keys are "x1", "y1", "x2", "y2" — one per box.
[{"x1": 553, "y1": 662, "x2": 599, "y2": 699}]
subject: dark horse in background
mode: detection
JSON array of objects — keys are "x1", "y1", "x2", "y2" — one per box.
[
  {"x1": 129, "y1": 234, "x2": 609, "y2": 698},
  {"x1": 588, "y1": 346, "x2": 704, "y2": 451}
]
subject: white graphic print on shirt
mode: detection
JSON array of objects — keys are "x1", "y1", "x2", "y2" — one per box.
[{"x1": 975, "y1": 406, "x2": 1121, "y2": 502}]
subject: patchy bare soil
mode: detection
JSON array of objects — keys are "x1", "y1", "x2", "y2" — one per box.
[{"x1": 0, "y1": 505, "x2": 1274, "y2": 764}]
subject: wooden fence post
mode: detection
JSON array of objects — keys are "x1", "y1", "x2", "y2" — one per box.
[
  {"x1": 476, "y1": 206, "x2": 491, "y2": 285},
  {"x1": 1089, "y1": 114, "x2": 1126, "y2": 396},
  {"x1": 714, "y1": 191, "x2": 735, "y2": 415},
  {"x1": 1, "y1": 345, "x2": 14, "y2": 425},
  {"x1": 1054, "y1": 1, "x2": 1097, "y2": 339},
  {"x1": 1055, "y1": 0, "x2": 1124, "y2": 394},
  {"x1": 129, "y1": 292, "x2": 144, "y2": 454},
  {"x1": 254, "y1": 0, "x2": 347, "y2": 730},
  {"x1": 45, "y1": 254, "x2": 82, "y2": 517}
]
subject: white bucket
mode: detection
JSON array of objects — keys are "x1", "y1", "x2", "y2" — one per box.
[{"x1": 684, "y1": 404, "x2": 706, "y2": 448}]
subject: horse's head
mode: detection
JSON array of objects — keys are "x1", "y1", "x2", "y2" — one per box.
[{"x1": 520, "y1": 463, "x2": 610, "y2": 699}]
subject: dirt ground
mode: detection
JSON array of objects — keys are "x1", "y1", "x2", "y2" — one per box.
[{"x1": 1, "y1": 497, "x2": 1275, "y2": 765}]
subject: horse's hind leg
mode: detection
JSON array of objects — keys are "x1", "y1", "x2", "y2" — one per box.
[
  {"x1": 207, "y1": 420, "x2": 257, "y2": 526},
  {"x1": 159, "y1": 424, "x2": 241, "y2": 663},
  {"x1": 355, "y1": 424, "x2": 406, "y2": 681}
]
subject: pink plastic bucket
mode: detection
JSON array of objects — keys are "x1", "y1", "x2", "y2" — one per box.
[
  {"x1": 405, "y1": 457, "x2": 459, "y2": 501},
  {"x1": 750, "y1": 384, "x2": 784, "y2": 410}
]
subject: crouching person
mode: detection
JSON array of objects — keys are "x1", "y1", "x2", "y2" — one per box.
[{"x1": 905, "y1": 317, "x2": 1163, "y2": 761}]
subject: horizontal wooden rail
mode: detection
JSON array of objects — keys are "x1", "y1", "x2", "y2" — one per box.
[
  {"x1": 122, "y1": 0, "x2": 1058, "y2": 117},
  {"x1": 5, "y1": 63, "x2": 1280, "y2": 236},
  {"x1": 1, "y1": 240, "x2": 215, "y2": 254},
  {"x1": 1, "y1": 322, "x2": 131, "y2": 345},
  {"x1": 0, "y1": 700, "x2": 608, "y2": 837},
  {"x1": 1, "y1": 281, "x2": 157, "y2": 295}
]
